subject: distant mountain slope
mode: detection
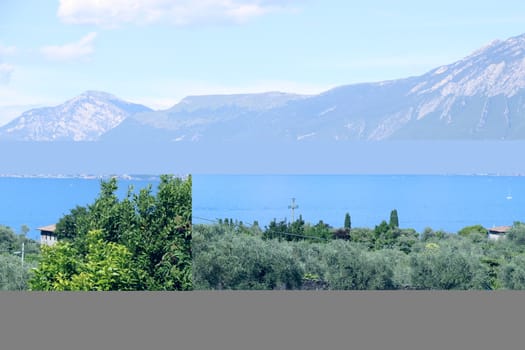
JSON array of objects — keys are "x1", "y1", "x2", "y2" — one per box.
[
  {"x1": 101, "y1": 92, "x2": 307, "y2": 143},
  {"x1": 391, "y1": 34, "x2": 525, "y2": 140},
  {"x1": 5, "y1": 33, "x2": 525, "y2": 143},
  {"x1": 102, "y1": 33, "x2": 525, "y2": 142},
  {"x1": 0, "y1": 91, "x2": 152, "y2": 141}
]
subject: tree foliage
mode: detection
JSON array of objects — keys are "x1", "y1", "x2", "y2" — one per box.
[
  {"x1": 31, "y1": 175, "x2": 192, "y2": 291},
  {"x1": 0, "y1": 254, "x2": 36, "y2": 290},
  {"x1": 344, "y1": 213, "x2": 351, "y2": 230},
  {"x1": 0, "y1": 225, "x2": 40, "y2": 290},
  {"x1": 30, "y1": 230, "x2": 138, "y2": 291},
  {"x1": 193, "y1": 230, "x2": 303, "y2": 290},
  {"x1": 193, "y1": 217, "x2": 525, "y2": 290},
  {"x1": 389, "y1": 209, "x2": 399, "y2": 228}
]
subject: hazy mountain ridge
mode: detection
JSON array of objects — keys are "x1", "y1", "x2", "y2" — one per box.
[
  {"x1": 0, "y1": 91, "x2": 152, "y2": 141},
  {"x1": 101, "y1": 91, "x2": 308, "y2": 143},
  {"x1": 108, "y1": 33, "x2": 525, "y2": 142},
  {"x1": 4, "y1": 33, "x2": 525, "y2": 142}
]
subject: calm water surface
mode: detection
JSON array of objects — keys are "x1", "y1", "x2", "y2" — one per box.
[
  {"x1": 0, "y1": 177, "x2": 159, "y2": 240},
  {"x1": 193, "y1": 174, "x2": 525, "y2": 233},
  {"x1": 2, "y1": 175, "x2": 524, "y2": 240}
]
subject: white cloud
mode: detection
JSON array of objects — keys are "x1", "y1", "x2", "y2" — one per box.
[
  {"x1": 0, "y1": 45, "x2": 16, "y2": 84},
  {"x1": 41, "y1": 32, "x2": 97, "y2": 62},
  {"x1": 0, "y1": 45, "x2": 16, "y2": 56},
  {"x1": 0, "y1": 63, "x2": 14, "y2": 84},
  {"x1": 57, "y1": 0, "x2": 297, "y2": 27}
]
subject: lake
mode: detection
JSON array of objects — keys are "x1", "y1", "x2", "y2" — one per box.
[
  {"x1": 192, "y1": 174, "x2": 525, "y2": 233},
  {"x1": 2, "y1": 174, "x2": 524, "y2": 241},
  {"x1": 0, "y1": 177, "x2": 160, "y2": 240}
]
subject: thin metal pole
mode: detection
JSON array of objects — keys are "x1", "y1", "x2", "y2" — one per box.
[
  {"x1": 21, "y1": 241, "x2": 24, "y2": 269},
  {"x1": 288, "y1": 198, "x2": 299, "y2": 224}
]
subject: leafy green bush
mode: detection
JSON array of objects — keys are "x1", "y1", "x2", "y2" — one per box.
[
  {"x1": 0, "y1": 254, "x2": 36, "y2": 290},
  {"x1": 193, "y1": 228, "x2": 303, "y2": 290},
  {"x1": 409, "y1": 241, "x2": 489, "y2": 290},
  {"x1": 33, "y1": 175, "x2": 192, "y2": 291},
  {"x1": 323, "y1": 241, "x2": 396, "y2": 290},
  {"x1": 500, "y1": 255, "x2": 525, "y2": 290}
]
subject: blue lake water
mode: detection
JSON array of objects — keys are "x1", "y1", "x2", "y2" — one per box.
[
  {"x1": 3, "y1": 175, "x2": 525, "y2": 241},
  {"x1": 0, "y1": 177, "x2": 159, "y2": 241},
  {"x1": 193, "y1": 174, "x2": 525, "y2": 233}
]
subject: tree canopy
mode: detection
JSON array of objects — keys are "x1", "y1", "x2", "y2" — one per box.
[
  {"x1": 30, "y1": 175, "x2": 192, "y2": 291},
  {"x1": 193, "y1": 218, "x2": 525, "y2": 290}
]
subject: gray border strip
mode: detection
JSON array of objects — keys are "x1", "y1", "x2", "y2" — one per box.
[{"x1": 2, "y1": 291, "x2": 525, "y2": 350}]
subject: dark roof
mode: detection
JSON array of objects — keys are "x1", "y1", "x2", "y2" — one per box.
[{"x1": 37, "y1": 224, "x2": 56, "y2": 232}]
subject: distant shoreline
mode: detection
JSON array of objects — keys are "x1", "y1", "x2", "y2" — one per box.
[
  {"x1": 0, "y1": 174, "x2": 163, "y2": 180},
  {"x1": 1, "y1": 173, "x2": 524, "y2": 179}
]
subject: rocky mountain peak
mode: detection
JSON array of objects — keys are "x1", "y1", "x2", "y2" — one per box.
[{"x1": 0, "y1": 91, "x2": 151, "y2": 141}]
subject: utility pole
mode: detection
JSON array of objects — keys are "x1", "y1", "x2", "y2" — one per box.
[
  {"x1": 288, "y1": 198, "x2": 299, "y2": 224},
  {"x1": 21, "y1": 241, "x2": 24, "y2": 269}
]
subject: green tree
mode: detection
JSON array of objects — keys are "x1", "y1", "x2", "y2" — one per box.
[
  {"x1": 193, "y1": 229, "x2": 303, "y2": 290},
  {"x1": 0, "y1": 254, "x2": 36, "y2": 290},
  {"x1": 375, "y1": 220, "x2": 390, "y2": 237},
  {"x1": 349, "y1": 227, "x2": 376, "y2": 249},
  {"x1": 28, "y1": 241, "x2": 81, "y2": 291},
  {"x1": 250, "y1": 221, "x2": 263, "y2": 236},
  {"x1": 304, "y1": 220, "x2": 332, "y2": 241},
  {"x1": 344, "y1": 213, "x2": 351, "y2": 231},
  {"x1": 323, "y1": 241, "x2": 396, "y2": 290},
  {"x1": 264, "y1": 219, "x2": 288, "y2": 240},
  {"x1": 458, "y1": 225, "x2": 487, "y2": 242},
  {"x1": 506, "y1": 222, "x2": 525, "y2": 246},
  {"x1": 409, "y1": 243, "x2": 487, "y2": 290},
  {"x1": 121, "y1": 175, "x2": 192, "y2": 290},
  {"x1": 389, "y1": 209, "x2": 399, "y2": 228},
  {"x1": 55, "y1": 206, "x2": 91, "y2": 242},
  {"x1": 0, "y1": 225, "x2": 18, "y2": 251},
  {"x1": 30, "y1": 230, "x2": 138, "y2": 291},
  {"x1": 289, "y1": 215, "x2": 305, "y2": 240},
  {"x1": 500, "y1": 255, "x2": 525, "y2": 289},
  {"x1": 43, "y1": 175, "x2": 192, "y2": 291}
]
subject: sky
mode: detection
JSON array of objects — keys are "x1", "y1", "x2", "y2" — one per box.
[{"x1": 2, "y1": 0, "x2": 525, "y2": 126}]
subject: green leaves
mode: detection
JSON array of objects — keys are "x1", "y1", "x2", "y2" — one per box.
[
  {"x1": 0, "y1": 254, "x2": 36, "y2": 290},
  {"x1": 194, "y1": 221, "x2": 517, "y2": 290},
  {"x1": 29, "y1": 230, "x2": 138, "y2": 291},
  {"x1": 193, "y1": 228, "x2": 303, "y2": 290},
  {"x1": 31, "y1": 175, "x2": 192, "y2": 291}
]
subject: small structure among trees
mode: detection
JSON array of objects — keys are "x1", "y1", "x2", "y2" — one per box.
[
  {"x1": 488, "y1": 226, "x2": 511, "y2": 240},
  {"x1": 38, "y1": 224, "x2": 57, "y2": 246}
]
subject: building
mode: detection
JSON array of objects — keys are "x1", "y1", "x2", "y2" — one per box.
[
  {"x1": 488, "y1": 226, "x2": 511, "y2": 240},
  {"x1": 38, "y1": 224, "x2": 57, "y2": 246}
]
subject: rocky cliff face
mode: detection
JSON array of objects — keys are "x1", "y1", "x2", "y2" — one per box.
[
  {"x1": 5, "y1": 33, "x2": 525, "y2": 142},
  {"x1": 0, "y1": 91, "x2": 151, "y2": 141}
]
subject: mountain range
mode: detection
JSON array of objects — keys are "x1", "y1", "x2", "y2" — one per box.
[
  {"x1": 4, "y1": 33, "x2": 525, "y2": 142},
  {"x1": 0, "y1": 91, "x2": 151, "y2": 141}
]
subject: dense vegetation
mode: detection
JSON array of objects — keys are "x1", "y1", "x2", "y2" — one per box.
[
  {"x1": 29, "y1": 175, "x2": 192, "y2": 291},
  {"x1": 0, "y1": 225, "x2": 40, "y2": 290},
  {"x1": 193, "y1": 213, "x2": 525, "y2": 290}
]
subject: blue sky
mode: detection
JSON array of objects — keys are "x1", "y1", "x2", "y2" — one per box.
[{"x1": 1, "y1": 0, "x2": 525, "y2": 125}]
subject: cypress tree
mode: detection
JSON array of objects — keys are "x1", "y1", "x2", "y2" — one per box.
[
  {"x1": 389, "y1": 209, "x2": 399, "y2": 228},
  {"x1": 344, "y1": 213, "x2": 351, "y2": 231}
]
